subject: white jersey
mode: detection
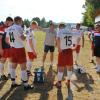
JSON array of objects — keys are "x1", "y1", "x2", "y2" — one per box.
[
  {"x1": 72, "y1": 29, "x2": 84, "y2": 45},
  {"x1": 57, "y1": 28, "x2": 80, "y2": 50},
  {"x1": 26, "y1": 28, "x2": 36, "y2": 52},
  {"x1": 6, "y1": 24, "x2": 24, "y2": 48}
]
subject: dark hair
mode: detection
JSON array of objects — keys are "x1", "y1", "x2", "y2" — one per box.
[
  {"x1": 6, "y1": 17, "x2": 13, "y2": 22},
  {"x1": 14, "y1": 16, "x2": 22, "y2": 23},
  {"x1": 59, "y1": 23, "x2": 65, "y2": 28},
  {"x1": 76, "y1": 23, "x2": 80, "y2": 27}
]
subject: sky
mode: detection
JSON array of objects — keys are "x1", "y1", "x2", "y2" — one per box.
[{"x1": 0, "y1": 0, "x2": 85, "y2": 23}]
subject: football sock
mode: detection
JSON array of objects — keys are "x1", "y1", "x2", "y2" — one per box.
[
  {"x1": 58, "y1": 71, "x2": 63, "y2": 81},
  {"x1": 0, "y1": 63, "x2": 4, "y2": 76},
  {"x1": 27, "y1": 61, "x2": 32, "y2": 71},
  {"x1": 8, "y1": 63, "x2": 12, "y2": 74},
  {"x1": 11, "y1": 68, "x2": 16, "y2": 84},
  {"x1": 21, "y1": 70, "x2": 28, "y2": 86},
  {"x1": 67, "y1": 70, "x2": 73, "y2": 80}
]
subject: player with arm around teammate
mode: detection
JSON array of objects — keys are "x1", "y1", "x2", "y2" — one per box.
[
  {"x1": 6, "y1": 16, "x2": 33, "y2": 90},
  {"x1": 0, "y1": 17, "x2": 13, "y2": 81}
]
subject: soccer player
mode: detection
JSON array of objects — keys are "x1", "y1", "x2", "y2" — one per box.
[
  {"x1": 6, "y1": 16, "x2": 33, "y2": 90},
  {"x1": 94, "y1": 24, "x2": 100, "y2": 72},
  {"x1": 73, "y1": 23, "x2": 84, "y2": 65},
  {"x1": 55, "y1": 23, "x2": 74, "y2": 88},
  {"x1": 88, "y1": 26, "x2": 95, "y2": 63},
  {"x1": 0, "y1": 17, "x2": 13, "y2": 81},
  {"x1": 26, "y1": 21, "x2": 37, "y2": 76},
  {"x1": 41, "y1": 22, "x2": 57, "y2": 68}
]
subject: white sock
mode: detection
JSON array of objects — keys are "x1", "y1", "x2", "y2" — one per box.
[
  {"x1": 21, "y1": 70, "x2": 28, "y2": 82},
  {"x1": 50, "y1": 62, "x2": 53, "y2": 66},
  {"x1": 27, "y1": 61, "x2": 32, "y2": 71},
  {"x1": 11, "y1": 68, "x2": 16, "y2": 79},
  {"x1": 75, "y1": 53, "x2": 79, "y2": 62},
  {"x1": 67, "y1": 70, "x2": 73, "y2": 80},
  {"x1": 41, "y1": 62, "x2": 44, "y2": 67},
  {"x1": 58, "y1": 71, "x2": 63, "y2": 81},
  {"x1": 0, "y1": 63, "x2": 4, "y2": 76},
  {"x1": 8, "y1": 63, "x2": 12, "y2": 74}
]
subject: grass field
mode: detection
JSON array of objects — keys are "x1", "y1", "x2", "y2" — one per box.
[{"x1": 0, "y1": 31, "x2": 100, "y2": 100}]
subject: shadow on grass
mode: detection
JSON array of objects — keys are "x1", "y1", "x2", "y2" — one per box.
[
  {"x1": 66, "y1": 87, "x2": 73, "y2": 100},
  {"x1": 73, "y1": 69, "x2": 94, "y2": 92},
  {"x1": 57, "y1": 89, "x2": 63, "y2": 100},
  {"x1": 0, "y1": 80, "x2": 8, "y2": 91},
  {"x1": 0, "y1": 67, "x2": 56, "y2": 100}
]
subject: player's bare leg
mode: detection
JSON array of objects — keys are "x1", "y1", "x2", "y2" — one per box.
[
  {"x1": 50, "y1": 52, "x2": 54, "y2": 67},
  {"x1": 42, "y1": 52, "x2": 47, "y2": 68}
]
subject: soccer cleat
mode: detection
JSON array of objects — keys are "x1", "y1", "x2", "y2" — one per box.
[
  {"x1": 24, "y1": 85, "x2": 34, "y2": 91},
  {"x1": 0, "y1": 75, "x2": 8, "y2": 81},
  {"x1": 11, "y1": 83, "x2": 21, "y2": 89},
  {"x1": 55, "y1": 81, "x2": 62, "y2": 89}
]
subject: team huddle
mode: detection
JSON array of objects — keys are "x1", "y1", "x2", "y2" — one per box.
[{"x1": 0, "y1": 16, "x2": 100, "y2": 91}]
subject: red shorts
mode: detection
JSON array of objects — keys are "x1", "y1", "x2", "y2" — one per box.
[
  {"x1": 27, "y1": 52, "x2": 37, "y2": 60},
  {"x1": 0, "y1": 48, "x2": 11, "y2": 59},
  {"x1": 58, "y1": 49, "x2": 73, "y2": 67},
  {"x1": 10, "y1": 47, "x2": 26, "y2": 64},
  {"x1": 74, "y1": 45, "x2": 81, "y2": 53}
]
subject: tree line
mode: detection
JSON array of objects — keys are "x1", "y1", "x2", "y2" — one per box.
[
  {"x1": 23, "y1": 17, "x2": 52, "y2": 28},
  {"x1": 83, "y1": 0, "x2": 100, "y2": 27}
]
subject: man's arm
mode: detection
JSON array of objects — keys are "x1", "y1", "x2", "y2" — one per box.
[{"x1": 57, "y1": 37, "x2": 62, "y2": 52}]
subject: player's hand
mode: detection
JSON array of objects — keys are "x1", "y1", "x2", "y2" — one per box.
[
  {"x1": 72, "y1": 44, "x2": 77, "y2": 50},
  {"x1": 0, "y1": 49, "x2": 3, "y2": 56},
  {"x1": 33, "y1": 50, "x2": 37, "y2": 58}
]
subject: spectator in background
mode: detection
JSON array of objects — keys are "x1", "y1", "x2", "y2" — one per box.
[
  {"x1": 94, "y1": 24, "x2": 100, "y2": 72},
  {"x1": 41, "y1": 22, "x2": 57, "y2": 69},
  {"x1": 88, "y1": 26, "x2": 95, "y2": 64}
]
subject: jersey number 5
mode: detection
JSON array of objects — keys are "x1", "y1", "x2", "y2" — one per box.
[
  {"x1": 64, "y1": 36, "x2": 72, "y2": 46},
  {"x1": 9, "y1": 32, "x2": 15, "y2": 42}
]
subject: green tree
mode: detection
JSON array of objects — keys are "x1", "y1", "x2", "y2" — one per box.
[
  {"x1": 82, "y1": 0, "x2": 100, "y2": 26},
  {"x1": 40, "y1": 17, "x2": 47, "y2": 28},
  {"x1": 23, "y1": 19, "x2": 30, "y2": 28},
  {"x1": 32, "y1": 17, "x2": 41, "y2": 26}
]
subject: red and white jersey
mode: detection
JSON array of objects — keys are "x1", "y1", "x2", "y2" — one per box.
[
  {"x1": 6, "y1": 24, "x2": 24, "y2": 48},
  {"x1": 72, "y1": 29, "x2": 84, "y2": 45},
  {"x1": 26, "y1": 28, "x2": 36, "y2": 52}
]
